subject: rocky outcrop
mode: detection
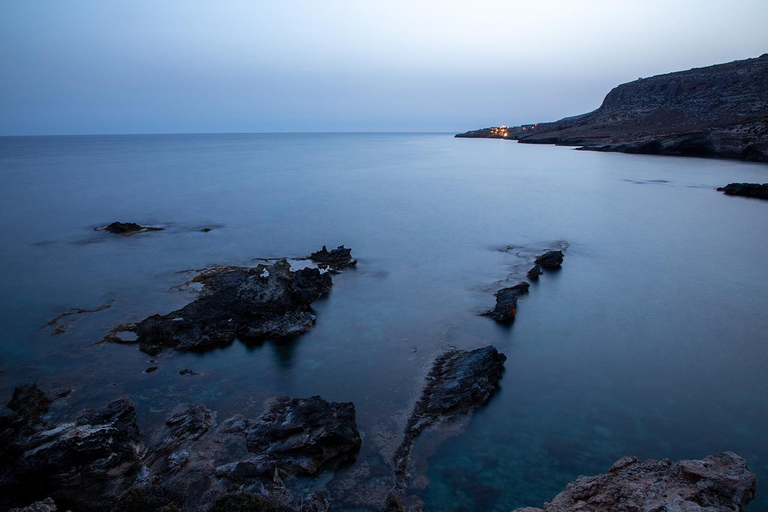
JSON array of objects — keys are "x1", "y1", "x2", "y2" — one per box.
[
  {"x1": 514, "y1": 452, "x2": 756, "y2": 512},
  {"x1": 717, "y1": 182, "x2": 768, "y2": 200},
  {"x1": 2, "y1": 386, "x2": 357, "y2": 511},
  {"x1": 108, "y1": 258, "x2": 333, "y2": 355},
  {"x1": 8, "y1": 498, "x2": 58, "y2": 512},
  {"x1": 535, "y1": 250, "x2": 564, "y2": 269},
  {"x1": 308, "y1": 245, "x2": 357, "y2": 272},
  {"x1": 393, "y1": 346, "x2": 506, "y2": 490},
  {"x1": 458, "y1": 54, "x2": 768, "y2": 162},
  {"x1": 484, "y1": 282, "x2": 529, "y2": 322},
  {"x1": 102, "y1": 222, "x2": 164, "y2": 235},
  {"x1": 1, "y1": 392, "x2": 144, "y2": 511}
]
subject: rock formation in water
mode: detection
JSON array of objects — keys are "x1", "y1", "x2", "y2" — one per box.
[
  {"x1": 717, "y1": 182, "x2": 768, "y2": 200},
  {"x1": 457, "y1": 54, "x2": 768, "y2": 162},
  {"x1": 309, "y1": 245, "x2": 357, "y2": 272},
  {"x1": 102, "y1": 222, "x2": 164, "y2": 234},
  {"x1": 107, "y1": 258, "x2": 335, "y2": 355},
  {"x1": 484, "y1": 282, "x2": 529, "y2": 322},
  {"x1": 513, "y1": 452, "x2": 757, "y2": 512},
  {"x1": 1, "y1": 386, "x2": 359, "y2": 511},
  {"x1": 485, "y1": 249, "x2": 565, "y2": 324},
  {"x1": 393, "y1": 346, "x2": 506, "y2": 492}
]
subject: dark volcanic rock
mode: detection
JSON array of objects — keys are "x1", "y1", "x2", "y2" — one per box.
[
  {"x1": 224, "y1": 395, "x2": 362, "y2": 478},
  {"x1": 535, "y1": 250, "x2": 564, "y2": 269},
  {"x1": 111, "y1": 259, "x2": 332, "y2": 355},
  {"x1": 6, "y1": 384, "x2": 52, "y2": 421},
  {"x1": 394, "y1": 346, "x2": 506, "y2": 489},
  {"x1": 717, "y1": 182, "x2": 768, "y2": 200},
  {"x1": 103, "y1": 222, "x2": 163, "y2": 235},
  {"x1": 484, "y1": 282, "x2": 529, "y2": 323},
  {"x1": 9, "y1": 498, "x2": 58, "y2": 512},
  {"x1": 514, "y1": 452, "x2": 757, "y2": 512},
  {"x1": 527, "y1": 264, "x2": 543, "y2": 280},
  {"x1": 458, "y1": 54, "x2": 768, "y2": 162},
  {"x1": 1, "y1": 395, "x2": 143, "y2": 510},
  {"x1": 309, "y1": 245, "x2": 357, "y2": 271}
]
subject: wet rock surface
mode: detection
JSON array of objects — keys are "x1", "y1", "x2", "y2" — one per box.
[
  {"x1": 2, "y1": 386, "x2": 356, "y2": 511},
  {"x1": 484, "y1": 282, "x2": 529, "y2": 322},
  {"x1": 514, "y1": 452, "x2": 757, "y2": 512},
  {"x1": 534, "y1": 250, "x2": 564, "y2": 269},
  {"x1": 102, "y1": 222, "x2": 164, "y2": 235},
  {"x1": 393, "y1": 346, "x2": 506, "y2": 491},
  {"x1": 108, "y1": 258, "x2": 334, "y2": 355},
  {"x1": 308, "y1": 245, "x2": 357, "y2": 271},
  {"x1": 1, "y1": 392, "x2": 144, "y2": 511},
  {"x1": 717, "y1": 182, "x2": 768, "y2": 200}
]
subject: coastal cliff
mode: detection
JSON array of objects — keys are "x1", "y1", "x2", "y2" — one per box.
[{"x1": 457, "y1": 54, "x2": 768, "y2": 162}]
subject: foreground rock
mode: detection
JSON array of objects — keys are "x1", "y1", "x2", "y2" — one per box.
[
  {"x1": 717, "y1": 183, "x2": 768, "y2": 200},
  {"x1": 108, "y1": 258, "x2": 333, "y2": 355},
  {"x1": 458, "y1": 54, "x2": 768, "y2": 162},
  {"x1": 514, "y1": 452, "x2": 756, "y2": 512},
  {"x1": 393, "y1": 346, "x2": 506, "y2": 490},
  {"x1": 8, "y1": 498, "x2": 58, "y2": 512},
  {"x1": 1, "y1": 393, "x2": 144, "y2": 511},
  {"x1": 102, "y1": 222, "x2": 164, "y2": 235},
  {"x1": 309, "y1": 245, "x2": 357, "y2": 272},
  {"x1": 484, "y1": 282, "x2": 529, "y2": 322},
  {"x1": 2, "y1": 386, "x2": 357, "y2": 511}
]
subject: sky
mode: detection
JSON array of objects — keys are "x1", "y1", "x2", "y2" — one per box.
[{"x1": 1, "y1": 0, "x2": 767, "y2": 135}]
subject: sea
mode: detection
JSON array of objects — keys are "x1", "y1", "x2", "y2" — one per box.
[{"x1": 1, "y1": 133, "x2": 767, "y2": 510}]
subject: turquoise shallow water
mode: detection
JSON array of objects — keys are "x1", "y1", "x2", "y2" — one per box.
[{"x1": 1, "y1": 133, "x2": 767, "y2": 510}]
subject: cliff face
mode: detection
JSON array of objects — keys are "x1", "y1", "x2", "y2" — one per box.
[{"x1": 457, "y1": 54, "x2": 768, "y2": 162}]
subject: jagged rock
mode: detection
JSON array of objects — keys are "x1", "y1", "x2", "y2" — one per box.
[
  {"x1": 110, "y1": 259, "x2": 332, "y2": 355},
  {"x1": 394, "y1": 346, "x2": 506, "y2": 490},
  {"x1": 309, "y1": 245, "x2": 357, "y2": 271},
  {"x1": 102, "y1": 222, "x2": 163, "y2": 235},
  {"x1": 484, "y1": 282, "x2": 529, "y2": 322},
  {"x1": 458, "y1": 54, "x2": 768, "y2": 162},
  {"x1": 8, "y1": 498, "x2": 58, "y2": 512},
  {"x1": 6, "y1": 384, "x2": 52, "y2": 421},
  {"x1": 243, "y1": 396, "x2": 361, "y2": 476},
  {"x1": 143, "y1": 403, "x2": 215, "y2": 474},
  {"x1": 535, "y1": 250, "x2": 564, "y2": 269},
  {"x1": 514, "y1": 452, "x2": 757, "y2": 512},
  {"x1": 1, "y1": 394, "x2": 143, "y2": 510},
  {"x1": 527, "y1": 264, "x2": 543, "y2": 280},
  {"x1": 717, "y1": 183, "x2": 768, "y2": 200}
]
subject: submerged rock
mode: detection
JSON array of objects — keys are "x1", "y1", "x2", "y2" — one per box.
[
  {"x1": 514, "y1": 452, "x2": 757, "y2": 512},
  {"x1": 109, "y1": 259, "x2": 332, "y2": 355},
  {"x1": 103, "y1": 222, "x2": 164, "y2": 235},
  {"x1": 534, "y1": 250, "x2": 564, "y2": 269},
  {"x1": 484, "y1": 282, "x2": 529, "y2": 323},
  {"x1": 717, "y1": 182, "x2": 768, "y2": 200},
  {"x1": 394, "y1": 346, "x2": 506, "y2": 490},
  {"x1": 309, "y1": 245, "x2": 357, "y2": 271}
]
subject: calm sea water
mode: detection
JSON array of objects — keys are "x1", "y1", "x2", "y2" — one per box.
[{"x1": 1, "y1": 133, "x2": 767, "y2": 510}]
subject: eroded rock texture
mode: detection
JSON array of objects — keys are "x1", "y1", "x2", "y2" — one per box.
[
  {"x1": 393, "y1": 346, "x2": 506, "y2": 490},
  {"x1": 309, "y1": 245, "x2": 357, "y2": 271},
  {"x1": 110, "y1": 259, "x2": 333, "y2": 355},
  {"x1": 514, "y1": 452, "x2": 757, "y2": 512}
]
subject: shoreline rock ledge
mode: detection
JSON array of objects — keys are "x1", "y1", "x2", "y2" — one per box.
[{"x1": 513, "y1": 451, "x2": 757, "y2": 512}]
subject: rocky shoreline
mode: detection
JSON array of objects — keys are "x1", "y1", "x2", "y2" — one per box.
[
  {"x1": 457, "y1": 54, "x2": 768, "y2": 162},
  {"x1": 1, "y1": 242, "x2": 760, "y2": 511}
]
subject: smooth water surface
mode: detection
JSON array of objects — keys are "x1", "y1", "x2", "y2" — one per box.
[{"x1": 1, "y1": 133, "x2": 767, "y2": 510}]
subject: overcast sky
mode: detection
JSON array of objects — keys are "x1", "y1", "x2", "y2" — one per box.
[{"x1": 1, "y1": 0, "x2": 767, "y2": 135}]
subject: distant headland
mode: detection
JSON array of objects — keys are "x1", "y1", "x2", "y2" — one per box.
[{"x1": 457, "y1": 54, "x2": 768, "y2": 162}]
